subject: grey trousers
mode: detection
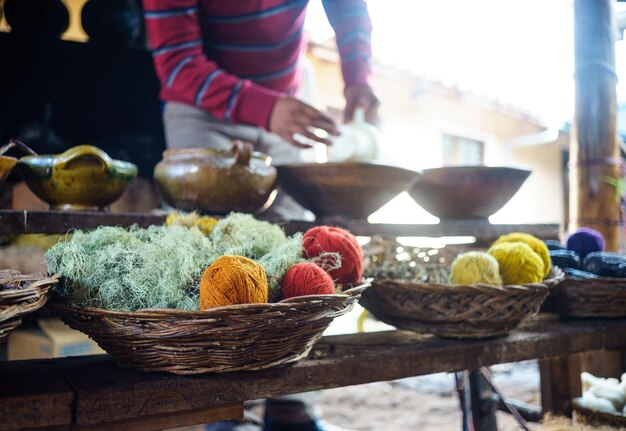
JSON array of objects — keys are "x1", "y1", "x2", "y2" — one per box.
[{"x1": 163, "y1": 102, "x2": 312, "y2": 220}]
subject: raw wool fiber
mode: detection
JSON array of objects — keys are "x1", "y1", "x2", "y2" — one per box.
[
  {"x1": 281, "y1": 262, "x2": 335, "y2": 300},
  {"x1": 199, "y1": 255, "x2": 268, "y2": 309},
  {"x1": 567, "y1": 227, "x2": 605, "y2": 260},
  {"x1": 46, "y1": 225, "x2": 214, "y2": 311},
  {"x1": 541, "y1": 414, "x2": 617, "y2": 431},
  {"x1": 210, "y1": 213, "x2": 287, "y2": 258},
  {"x1": 258, "y1": 233, "x2": 305, "y2": 302},
  {"x1": 208, "y1": 213, "x2": 305, "y2": 301},
  {"x1": 493, "y1": 232, "x2": 551, "y2": 278},
  {"x1": 165, "y1": 211, "x2": 218, "y2": 235},
  {"x1": 449, "y1": 251, "x2": 502, "y2": 285},
  {"x1": 488, "y1": 241, "x2": 544, "y2": 285},
  {"x1": 303, "y1": 226, "x2": 363, "y2": 284}
]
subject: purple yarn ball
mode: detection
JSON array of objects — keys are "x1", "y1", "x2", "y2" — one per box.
[{"x1": 566, "y1": 227, "x2": 605, "y2": 260}]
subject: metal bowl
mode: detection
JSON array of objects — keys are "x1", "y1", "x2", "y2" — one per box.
[
  {"x1": 276, "y1": 162, "x2": 421, "y2": 220},
  {"x1": 408, "y1": 166, "x2": 531, "y2": 220}
]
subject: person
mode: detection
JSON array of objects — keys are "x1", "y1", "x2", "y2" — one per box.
[
  {"x1": 142, "y1": 0, "x2": 379, "y2": 175},
  {"x1": 142, "y1": 1, "x2": 378, "y2": 429}
]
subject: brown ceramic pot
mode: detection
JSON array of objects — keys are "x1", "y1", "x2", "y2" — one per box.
[{"x1": 153, "y1": 141, "x2": 277, "y2": 215}]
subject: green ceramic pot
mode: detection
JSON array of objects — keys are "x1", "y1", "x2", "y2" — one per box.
[
  {"x1": 17, "y1": 145, "x2": 137, "y2": 211},
  {"x1": 154, "y1": 141, "x2": 277, "y2": 214}
]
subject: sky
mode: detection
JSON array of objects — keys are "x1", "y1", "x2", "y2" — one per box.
[{"x1": 306, "y1": 0, "x2": 626, "y2": 129}]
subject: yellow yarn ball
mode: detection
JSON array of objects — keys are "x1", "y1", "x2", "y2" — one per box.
[
  {"x1": 199, "y1": 255, "x2": 268, "y2": 310},
  {"x1": 493, "y1": 232, "x2": 551, "y2": 278},
  {"x1": 449, "y1": 251, "x2": 502, "y2": 285},
  {"x1": 487, "y1": 242, "x2": 545, "y2": 285}
]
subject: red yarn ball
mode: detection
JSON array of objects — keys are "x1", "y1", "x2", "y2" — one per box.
[
  {"x1": 302, "y1": 226, "x2": 363, "y2": 284},
  {"x1": 281, "y1": 262, "x2": 336, "y2": 299}
]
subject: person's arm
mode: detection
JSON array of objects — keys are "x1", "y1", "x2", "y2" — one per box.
[
  {"x1": 322, "y1": 0, "x2": 379, "y2": 123},
  {"x1": 143, "y1": 0, "x2": 279, "y2": 129},
  {"x1": 143, "y1": 0, "x2": 337, "y2": 147}
]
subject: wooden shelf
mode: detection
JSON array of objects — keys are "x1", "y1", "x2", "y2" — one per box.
[
  {"x1": 0, "y1": 210, "x2": 560, "y2": 241},
  {"x1": 3, "y1": 318, "x2": 626, "y2": 430}
]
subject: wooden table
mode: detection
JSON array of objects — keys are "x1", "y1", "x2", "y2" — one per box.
[
  {"x1": 0, "y1": 209, "x2": 571, "y2": 430},
  {"x1": 2, "y1": 318, "x2": 626, "y2": 430}
]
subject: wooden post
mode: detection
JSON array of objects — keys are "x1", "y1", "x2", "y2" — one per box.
[{"x1": 570, "y1": 0, "x2": 620, "y2": 250}]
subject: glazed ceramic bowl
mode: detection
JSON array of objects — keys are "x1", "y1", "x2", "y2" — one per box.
[
  {"x1": 17, "y1": 145, "x2": 137, "y2": 210},
  {"x1": 0, "y1": 156, "x2": 17, "y2": 190},
  {"x1": 408, "y1": 166, "x2": 531, "y2": 220},
  {"x1": 0, "y1": 139, "x2": 38, "y2": 190},
  {"x1": 153, "y1": 141, "x2": 277, "y2": 214},
  {"x1": 276, "y1": 162, "x2": 421, "y2": 220}
]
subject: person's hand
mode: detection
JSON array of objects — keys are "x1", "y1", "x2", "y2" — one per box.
[
  {"x1": 344, "y1": 85, "x2": 380, "y2": 124},
  {"x1": 269, "y1": 96, "x2": 339, "y2": 148}
]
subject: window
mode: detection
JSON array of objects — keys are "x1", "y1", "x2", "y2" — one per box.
[{"x1": 442, "y1": 134, "x2": 484, "y2": 165}]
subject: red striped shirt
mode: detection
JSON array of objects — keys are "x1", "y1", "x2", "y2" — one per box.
[{"x1": 143, "y1": 0, "x2": 372, "y2": 129}]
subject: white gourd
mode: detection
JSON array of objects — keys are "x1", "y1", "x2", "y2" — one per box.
[{"x1": 326, "y1": 108, "x2": 380, "y2": 163}]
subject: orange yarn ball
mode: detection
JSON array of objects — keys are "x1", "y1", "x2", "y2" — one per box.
[
  {"x1": 302, "y1": 226, "x2": 363, "y2": 284},
  {"x1": 199, "y1": 255, "x2": 268, "y2": 310},
  {"x1": 281, "y1": 262, "x2": 336, "y2": 300}
]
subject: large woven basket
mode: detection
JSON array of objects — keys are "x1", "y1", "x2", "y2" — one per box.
[
  {"x1": 53, "y1": 283, "x2": 368, "y2": 375},
  {"x1": 555, "y1": 276, "x2": 626, "y2": 317},
  {"x1": 573, "y1": 398, "x2": 626, "y2": 428},
  {"x1": 0, "y1": 270, "x2": 59, "y2": 341},
  {"x1": 359, "y1": 268, "x2": 562, "y2": 339}
]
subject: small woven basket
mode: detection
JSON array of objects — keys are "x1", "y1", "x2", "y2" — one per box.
[
  {"x1": 359, "y1": 268, "x2": 562, "y2": 339},
  {"x1": 52, "y1": 282, "x2": 368, "y2": 375},
  {"x1": 573, "y1": 399, "x2": 626, "y2": 428},
  {"x1": 555, "y1": 276, "x2": 626, "y2": 317},
  {"x1": 0, "y1": 270, "x2": 59, "y2": 341}
]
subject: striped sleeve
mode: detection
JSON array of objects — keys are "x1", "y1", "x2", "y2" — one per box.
[
  {"x1": 322, "y1": 0, "x2": 373, "y2": 88},
  {"x1": 143, "y1": 0, "x2": 283, "y2": 129}
]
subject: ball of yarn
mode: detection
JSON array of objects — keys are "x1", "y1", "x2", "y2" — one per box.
[
  {"x1": 493, "y1": 232, "x2": 551, "y2": 278},
  {"x1": 449, "y1": 251, "x2": 502, "y2": 285},
  {"x1": 488, "y1": 242, "x2": 545, "y2": 285},
  {"x1": 302, "y1": 226, "x2": 363, "y2": 284},
  {"x1": 281, "y1": 262, "x2": 336, "y2": 299},
  {"x1": 567, "y1": 227, "x2": 605, "y2": 260},
  {"x1": 199, "y1": 255, "x2": 268, "y2": 310}
]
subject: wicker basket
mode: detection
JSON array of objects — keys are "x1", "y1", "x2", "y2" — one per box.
[
  {"x1": 0, "y1": 270, "x2": 59, "y2": 341},
  {"x1": 573, "y1": 398, "x2": 626, "y2": 428},
  {"x1": 52, "y1": 282, "x2": 368, "y2": 375},
  {"x1": 555, "y1": 276, "x2": 626, "y2": 318},
  {"x1": 359, "y1": 268, "x2": 562, "y2": 339}
]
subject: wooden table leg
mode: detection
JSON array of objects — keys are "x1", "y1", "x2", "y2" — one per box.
[{"x1": 469, "y1": 369, "x2": 498, "y2": 431}]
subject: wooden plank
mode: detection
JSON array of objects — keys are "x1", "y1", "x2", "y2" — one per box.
[
  {"x1": 0, "y1": 209, "x2": 559, "y2": 240},
  {"x1": 539, "y1": 355, "x2": 581, "y2": 417},
  {"x1": 0, "y1": 359, "x2": 73, "y2": 430},
  {"x1": 0, "y1": 210, "x2": 166, "y2": 234},
  {"x1": 280, "y1": 220, "x2": 559, "y2": 240},
  {"x1": 50, "y1": 318, "x2": 626, "y2": 428},
  {"x1": 77, "y1": 404, "x2": 243, "y2": 431}
]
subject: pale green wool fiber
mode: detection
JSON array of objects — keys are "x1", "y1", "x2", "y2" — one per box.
[
  {"x1": 46, "y1": 225, "x2": 214, "y2": 311},
  {"x1": 210, "y1": 213, "x2": 287, "y2": 259},
  {"x1": 46, "y1": 213, "x2": 308, "y2": 311}
]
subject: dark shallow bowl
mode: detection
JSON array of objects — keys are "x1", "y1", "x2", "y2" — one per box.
[
  {"x1": 408, "y1": 166, "x2": 531, "y2": 220},
  {"x1": 276, "y1": 162, "x2": 421, "y2": 220}
]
